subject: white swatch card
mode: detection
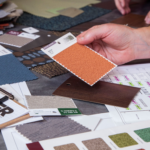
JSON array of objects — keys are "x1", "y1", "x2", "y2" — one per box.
[
  {"x1": 0, "y1": 99, "x2": 29, "y2": 124},
  {"x1": 0, "y1": 45, "x2": 11, "y2": 56}
]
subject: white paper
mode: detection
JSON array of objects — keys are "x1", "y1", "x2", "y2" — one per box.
[
  {"x1": 0, "y1": 45, "x2": 11, "y2": 56},
  {"x1": 18, "y1": 32, "x2": 40, "y2": 40},
  {"x1": 22, "y1": 27, "x2": 39, "y2": 34}
]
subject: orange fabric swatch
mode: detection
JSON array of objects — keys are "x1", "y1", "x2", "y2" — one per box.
[{"x1": 53, "y1": 43, "x2": 116, "y2": 85}]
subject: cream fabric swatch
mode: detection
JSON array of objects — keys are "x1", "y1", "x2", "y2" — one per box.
[
  {"x1": 11, "y1": 0, "x2": 99, "y2": 18},
  {"x1": 1, "y1": 1, "x2": 17, "y2": 12},
  {"x1": 0, "y1": 34, "x2": 33, "y2": 47},
  {"x1": 58, "y1": 7, "x2": 84, "y2": 18},
  {"x1": 25, "y1": 95, "x2": 77, "y2": 109}
]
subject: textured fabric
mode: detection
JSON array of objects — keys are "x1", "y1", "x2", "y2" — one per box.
[
  {"x1": 31, "y1": 62, "x2": 68, "y2": 78},
  {"x1": 25, "y1": 95, "x2": 76, "y2": 109},
  {"x1": 16, "y1": 116, "x2": 90, "y2": 142},
  {"x1": 17, "y1": 6, "x2": 111, "y2": 31},
  {"x1": 82, "y1": 138, "x2": 111, "y2": 150},
  {"x1": 0, "y1": 54, "x2": 37, "y2": 85},
  {"x1": 0, "y1": 34, "x2": 33, "y2": 47},
  {"x1": 54, "y1": 143, "x2": 79, "y2": 150},
  {"x1": 7, "y1": 47, "x2": 53, "y2": 69}
]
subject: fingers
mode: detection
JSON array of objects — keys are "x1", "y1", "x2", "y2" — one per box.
[
  {"x1": 77, "y1": 24, "x2": 114, "y2": 45},
  {"x1": 145, "y1": 11, "x2": 150, "y2": 24},
  {"x1": 115, "y1": 0, "x2": 131, "y2": 15}
]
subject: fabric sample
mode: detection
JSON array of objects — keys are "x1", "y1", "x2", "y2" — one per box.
[
  {"x1": 0, "y1": 34, "x2": 33, "y2": 47},
  {"x1": 58, "y1": 7, "x2": 84, "y2": 18},
  {"x1": 31, "y1": 62, "x2": 68, "y2": 78},
  {"x1": 16, "y1": 116, "x2": 90, "y2": 142},
  {"x1": 25, "y1": 95, "x2": 76, "y2": 109},
  {"x1": 109, "y1": 133, "x2": 138, "y2": 148},
  {"x1": 53, "y1": 43, "x2": 116, "y2": 86},
  {"x1": 0, "y1": 9, "x2": 10, "y2": 18},
  {"x1": 27, "y1": 142, "x2": 44, "y2": 150},
  {"x1": 17, "y1": 6, "x2": 111, "y2": 31},
  {"x1": 54, "y1": 143, "x2": 79, "y2": 150},
  {"x1": 1, "y1": 1, "x2": 17, "y2": 13},
  {"x1": 0, "y1": 54, "x2": 37, "y2": 85},
  {"x1": 134, "y1": 128, "x2": 150, "y2": 142},
  {"x1": 82, "y1": 138, "x2": 111, "y2": 150},
  {"x1": 53, "y1": 76, "x2": 140, "y2": 108}
]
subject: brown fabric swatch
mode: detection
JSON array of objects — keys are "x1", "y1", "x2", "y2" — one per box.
[
  {"x1": 111, "y1": 13, "x2": 149, "y2": 28},
  {"x1": 54, "y1": 143, "x2": 79, "y2": 150},
  {"x1": 53, "y1": 76, "x2": 140, "y2": 108},
  {"x1": 82, "y1": 138, "x2": 112, "y2": 150},
  {"x1": 0, "y1": 34, "x2": 33, "y2": 47},
  {"x1": 31, "y1": 62, "x2": 68, "y2": 78}
]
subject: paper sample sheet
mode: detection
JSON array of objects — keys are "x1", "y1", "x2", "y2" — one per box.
[{"x1": 104, "y1": 63, "x2": 150, "y2": 124}]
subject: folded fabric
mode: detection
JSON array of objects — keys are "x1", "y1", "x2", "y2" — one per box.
[
  {"x1": 0, "y1": 54, "x2": 37, "y2": 85},
  {"x1": 17, "y1": 6, "x2": 111, "y2": 31}
]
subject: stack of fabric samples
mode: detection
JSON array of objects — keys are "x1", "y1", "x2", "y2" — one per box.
[{"x1": 0, "y1": 0, "x2": 23, "y2": 35}]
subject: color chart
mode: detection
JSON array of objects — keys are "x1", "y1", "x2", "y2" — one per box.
[{"x1": 26, "y1": 119, "x2": 150, "y2": 150}]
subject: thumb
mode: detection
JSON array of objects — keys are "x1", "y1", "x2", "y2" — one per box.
[{"x1": 77, "y1": 24, "x2": 114, "y2": 45}]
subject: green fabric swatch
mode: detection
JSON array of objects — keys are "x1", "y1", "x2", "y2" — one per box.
[
  {"x1": 134, "y1": 128, "x2": 150, "y2": 142},
  {"x1": 109, "y1": 133, "x2": 138, "y2": 148}
]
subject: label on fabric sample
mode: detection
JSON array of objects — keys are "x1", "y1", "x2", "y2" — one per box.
[
  {"x1": 41, "y1": 33, "x2": 77, "y2": 57},
  {"x1": 0, "y1": 45, "x2": 11, "y2": 56},
  {"x1": 58, "y1": 108, "x2": 82, "y2": 115},
  {"x1": 18, "y1": 32, "x2": 40, "y2": 40},
  {"x1": 7, "y1": 31, "x2": 22, "y2": 36},
  {"x1": 22, "y1": 27, "x2": 39, "y2": 34}
]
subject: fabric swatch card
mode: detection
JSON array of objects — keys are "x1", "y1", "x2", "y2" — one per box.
[
  {"x1": 53, "y1": 76, "x2": 140, "y2": 108},
  {"x1": 42, "y1": 33, "x2": 117, "y2": 86},
  {"x1": 25, "y1": 95, "x2": 81, "y2": 116},
  {"x1": 58, "y1": 7, "x2": 84, "y2": 18},
  {"x1": 0, "y1": 45, "x2": 37, "y2": 85},
  {"x1": 0, "y1": 97, "x2": 29, "y2": 125},
  {"x1": 26, "y1": 119, "x2": 150, "y2": 150},
  {"x1": 0, "y1": 34, "x2": 33, "y2": 48},
  {"x1": 16, "y1": 116, "x2": 90, "y2": 142}
]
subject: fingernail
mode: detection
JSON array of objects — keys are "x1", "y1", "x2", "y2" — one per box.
[
  {"x1": 79, "y1": 36, "x2": 84, "y2": 40},
  {"x1": 146, "y1": 19, "x2": 150, "y2": 24}
]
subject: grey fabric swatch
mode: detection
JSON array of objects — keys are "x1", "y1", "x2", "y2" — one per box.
[
  {"x1": 0, "y1": 10, "x2": 10, "y2": 18},
  {"x1": 25, "y1": 95, "x2": 77, "y2": 109},
  {"x1": 16, "y1": 117, "x2": 90, "y2": 142},
  {"x1": 0, "y1": 0, "x2": 6, "y2": 4}
]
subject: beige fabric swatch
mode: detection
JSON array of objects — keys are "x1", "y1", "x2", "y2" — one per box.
[
  {"x1": 58, "y1": 7, "x2": 84, "y2": 18},
  {"x1": 1, "y1": 1, "x2": 17, "y2": 12},
  {"x1": 54, "y1": 143, "x2": 79, "y2": 150},
  {"x1": 25, "y1": 95, "x2": 77, "y2": 109},
  {"x1": 11, "y1": 0, "x2": 99, "y2": 18},
  {"x1": 0, "y1": 34, "x2": 33, "y2": 47},
  {"x1": 82, "y1": 138, "x2": 112, "y2": 150}
]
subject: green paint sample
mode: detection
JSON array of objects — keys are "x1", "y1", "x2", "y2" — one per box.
[
  {"x1": 129, "y1": 82, "x2": 134, "y2": 86},
  {"x1": 138, "y1": 82, "x2": 143, "y2": 86},
  {"x1": 126, "y1": 108, "x2": 130, "y2": 110},
  {"x1": 134, "y1": 128, "x2": 150, "y2": 142},
  {"x1": 58, "y1": 108, "x2": 81, "y2": 115},
  {"x1": 109, "y1": 133, "x2": 138, "y2": 148}
]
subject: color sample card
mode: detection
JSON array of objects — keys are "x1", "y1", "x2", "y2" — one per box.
[
  {"x1": 42, "y1": 33, "x2": 117, "y2": 86},
  {"x1": 53, "y1": 76, "x2": 140, "y2": 108},
  {"x1": 54, "y1": 143, "x2": 79, "y2": 150},
  {"x1": 16, "y1": 116, "x2": 90, "y2": 142},
  {"x1": 134, "y1": 128, "x2": 150, "y2": 142},
  {"x1": 26, "y1": 119, "x2": 150, "y2": 150},
  {"x1": 82, "y1": 138, "x2": 111, "y2": 150},
  {"x1": 109, "y1": 133, "x2": 138, "y2": 148},
  {"x1": 0, "y1": 34, "x2": 33, "y2": 47},
  {"x1": 25, "y1": 95, "x2": 81, "y2": 116}
]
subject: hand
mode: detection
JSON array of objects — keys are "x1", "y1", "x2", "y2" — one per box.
[
  {"x1": 114, "y1": 0, "x2": 131, "y2": 15},
  {"x1": 145, "y1": 11, "x2": 150, "y2": 24},
  {"x1": 77, "y1": 24, "x2": 150, "y2": 65}
]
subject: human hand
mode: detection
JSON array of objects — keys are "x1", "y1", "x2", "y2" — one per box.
[
  {"x1": 145, "y1": 11, "x2": 150, "y2": 24},
  {"x1": 114, "y1": 0, "x2": 131, "y2": 15},
  {"x1": 77, "y1": 24, "x2": 150, "y2": 65}
]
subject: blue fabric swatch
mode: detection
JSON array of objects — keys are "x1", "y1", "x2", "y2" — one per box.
[
  {"x1": 0, "y1": 54, "x2": 37, "y2": 85},
  {"x1": 17, "y1": 6, "x2": 111, "y2": 31}
]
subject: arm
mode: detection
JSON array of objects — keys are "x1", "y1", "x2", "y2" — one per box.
[{"x1": 77, "y1": 24, "x2": 150, "y2": 65}]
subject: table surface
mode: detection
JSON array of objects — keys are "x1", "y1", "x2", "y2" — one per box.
[{"x1": 1, "y1": 0, "x2": 150, "y2": 149}]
